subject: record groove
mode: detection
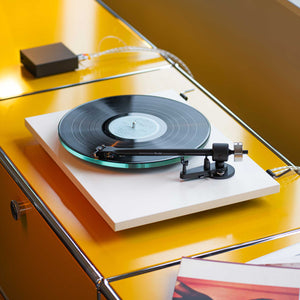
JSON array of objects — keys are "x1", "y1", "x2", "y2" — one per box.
[{"x1": 58, "y1": 95, "x2": 211, "y2": 168}]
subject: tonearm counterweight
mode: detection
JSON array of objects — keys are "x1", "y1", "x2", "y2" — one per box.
[{"x1": 94, "y1": 143, "x2": 248, "y2": 180}]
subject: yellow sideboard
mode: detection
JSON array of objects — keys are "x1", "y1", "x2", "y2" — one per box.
[{"x1": 0, "y1": 1, "x2": 299, "y2": 299}]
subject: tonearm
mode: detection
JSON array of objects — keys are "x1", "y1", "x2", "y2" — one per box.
[{"x1": 93, "y1": 143, "x2": 248, "y2": 180}]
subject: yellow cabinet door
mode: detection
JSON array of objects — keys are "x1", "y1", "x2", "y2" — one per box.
[{"x1": 0, "y1": 162, "x2": 96, "y2": 300}]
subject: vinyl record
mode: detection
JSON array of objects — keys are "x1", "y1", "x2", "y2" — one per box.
[{"x1": 58, "y1": 95, "x2": 211, "y2": 168}]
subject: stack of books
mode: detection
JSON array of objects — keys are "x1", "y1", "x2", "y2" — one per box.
[{"x1": 172, "y1": 242, "x2": 300, "y2": 299}]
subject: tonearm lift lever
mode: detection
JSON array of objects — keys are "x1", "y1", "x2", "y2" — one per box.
[{"x1": 94, "y1": 143, "x2": 248, "y2": 180}]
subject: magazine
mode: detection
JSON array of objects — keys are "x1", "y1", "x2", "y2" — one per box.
[
  {"x1": 172, "y1": 257, "x2": 300, "y2": 299},
  {"x1": 248, "y1": 241, "x2": 300, "y2": 268}
]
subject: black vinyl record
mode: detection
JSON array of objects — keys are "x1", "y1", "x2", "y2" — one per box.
[{"x1": 58, "y1": 95, "x2": 211, "y2": 168}]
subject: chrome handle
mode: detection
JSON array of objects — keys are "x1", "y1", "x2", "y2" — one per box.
[{"x1": 10, "y1": 200, "x2": 31, "y2": 220}]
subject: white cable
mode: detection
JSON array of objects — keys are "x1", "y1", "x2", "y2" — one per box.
[
  {"x1": 271, "y1": 166, "x2": 300, "y2": 173},
  {"x1": 268, "y1": 165, "x2": 300, "y2": 178},
  {"x1": 78, "y1": 46, "x2": 193, "y2": 78}
]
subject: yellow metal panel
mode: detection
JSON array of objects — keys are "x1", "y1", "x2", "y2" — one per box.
[
  {"x1": 212, "y1": 232, "x2": 300, "y2": 264},
  {"x1": 0, "y1": 163, "x2": 96, "y2": 300},
  {"x1": 0, "y1": 0, "x2": 166, "y2": 100},
  {"x1": 1, "y1": 66, "x2": 299, "y2": 279}
]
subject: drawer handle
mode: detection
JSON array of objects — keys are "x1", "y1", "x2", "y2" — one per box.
[{"x1": 10, "y1": 200, "x2": 31, "y2": 220}]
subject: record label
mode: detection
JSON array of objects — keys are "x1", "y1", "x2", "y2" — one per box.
[
  {"x1": 105, "y1": 113, "x2": 167, "y2": 141},
  {"x1": 58, "y1": 94, "x2": 211, "y2": 168}
]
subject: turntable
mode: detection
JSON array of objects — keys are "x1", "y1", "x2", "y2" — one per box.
[{"x1": 25, "y1": 90, "x2": 279, "y2": 231}]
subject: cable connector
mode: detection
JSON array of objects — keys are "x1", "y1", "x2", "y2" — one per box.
[{"x1": 77, "y1": 53, "x2": 90, "y2": 61}]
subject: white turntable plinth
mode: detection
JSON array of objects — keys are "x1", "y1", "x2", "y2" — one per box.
[{"x1": 25, "y1": 92, "x2": 279, "y2": 231}]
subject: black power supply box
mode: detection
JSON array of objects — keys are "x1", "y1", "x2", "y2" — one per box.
[{"x1": 20, "y1": 42, "x2": 78, "y2": 78}]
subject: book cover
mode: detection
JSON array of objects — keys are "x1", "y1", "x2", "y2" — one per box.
[{"x1": 172, "y1": 258, "x2": 300, "y2": 299}]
